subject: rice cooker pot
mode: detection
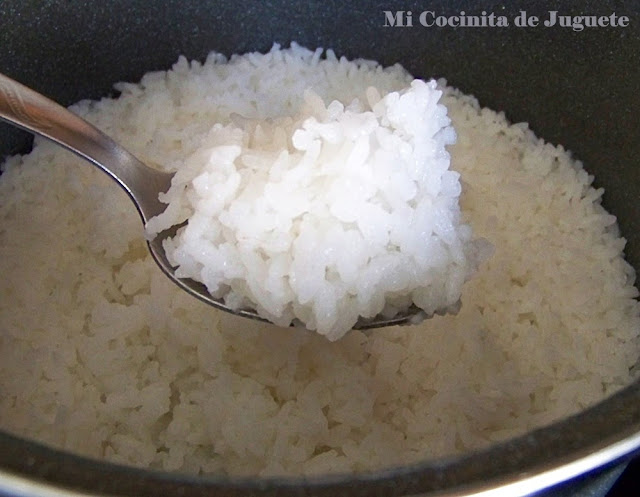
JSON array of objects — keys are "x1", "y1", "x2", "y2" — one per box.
[{"x1": 0, "y1": 1, "x2": 639, "y2": 496}]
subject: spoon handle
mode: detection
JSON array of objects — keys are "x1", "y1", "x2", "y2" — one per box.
[{"x1": 0, "y1": 72, "x2": 172, "y2": 222}]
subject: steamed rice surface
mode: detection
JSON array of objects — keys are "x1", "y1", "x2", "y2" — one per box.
[
  {"x1": 146, "y1": 78, "x2": 483, "y2": 340},
  {"x1": 0, "y1": 44, "x2": 638, "y2": 476}
]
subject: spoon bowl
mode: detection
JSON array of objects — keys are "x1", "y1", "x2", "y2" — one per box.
[{"x1": 0, "y1": 72, "x2": 419, "y2": 330}]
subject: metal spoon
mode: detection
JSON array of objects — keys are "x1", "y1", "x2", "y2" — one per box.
[{"x1": 0, "y1": 72, "x2": 419, "y2": 330}]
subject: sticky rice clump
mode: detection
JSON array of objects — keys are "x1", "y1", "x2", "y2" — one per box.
[{"x1": 146, "y1": 80, "x2": 484, "y2": 339}]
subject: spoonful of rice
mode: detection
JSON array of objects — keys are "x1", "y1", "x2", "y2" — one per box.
[{"x1": 0, "y1": 72, "x2": 486, "y2": 340}]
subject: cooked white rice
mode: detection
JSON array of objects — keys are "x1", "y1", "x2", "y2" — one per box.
[
  {"x1": 0, "y1": 44, "x2": 638, "y2": 476},
  {"x1": 145, "y1": 77, "x2": 485, "y2": 340}
]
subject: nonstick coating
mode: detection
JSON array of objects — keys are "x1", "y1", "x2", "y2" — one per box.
[{"x1": 0, "y1": 1, "x2": 639, "y2": 496}]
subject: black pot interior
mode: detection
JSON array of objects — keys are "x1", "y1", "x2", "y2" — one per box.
[{"x1": 0, "y1": 0, "x2": 639, "y2": 496}]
